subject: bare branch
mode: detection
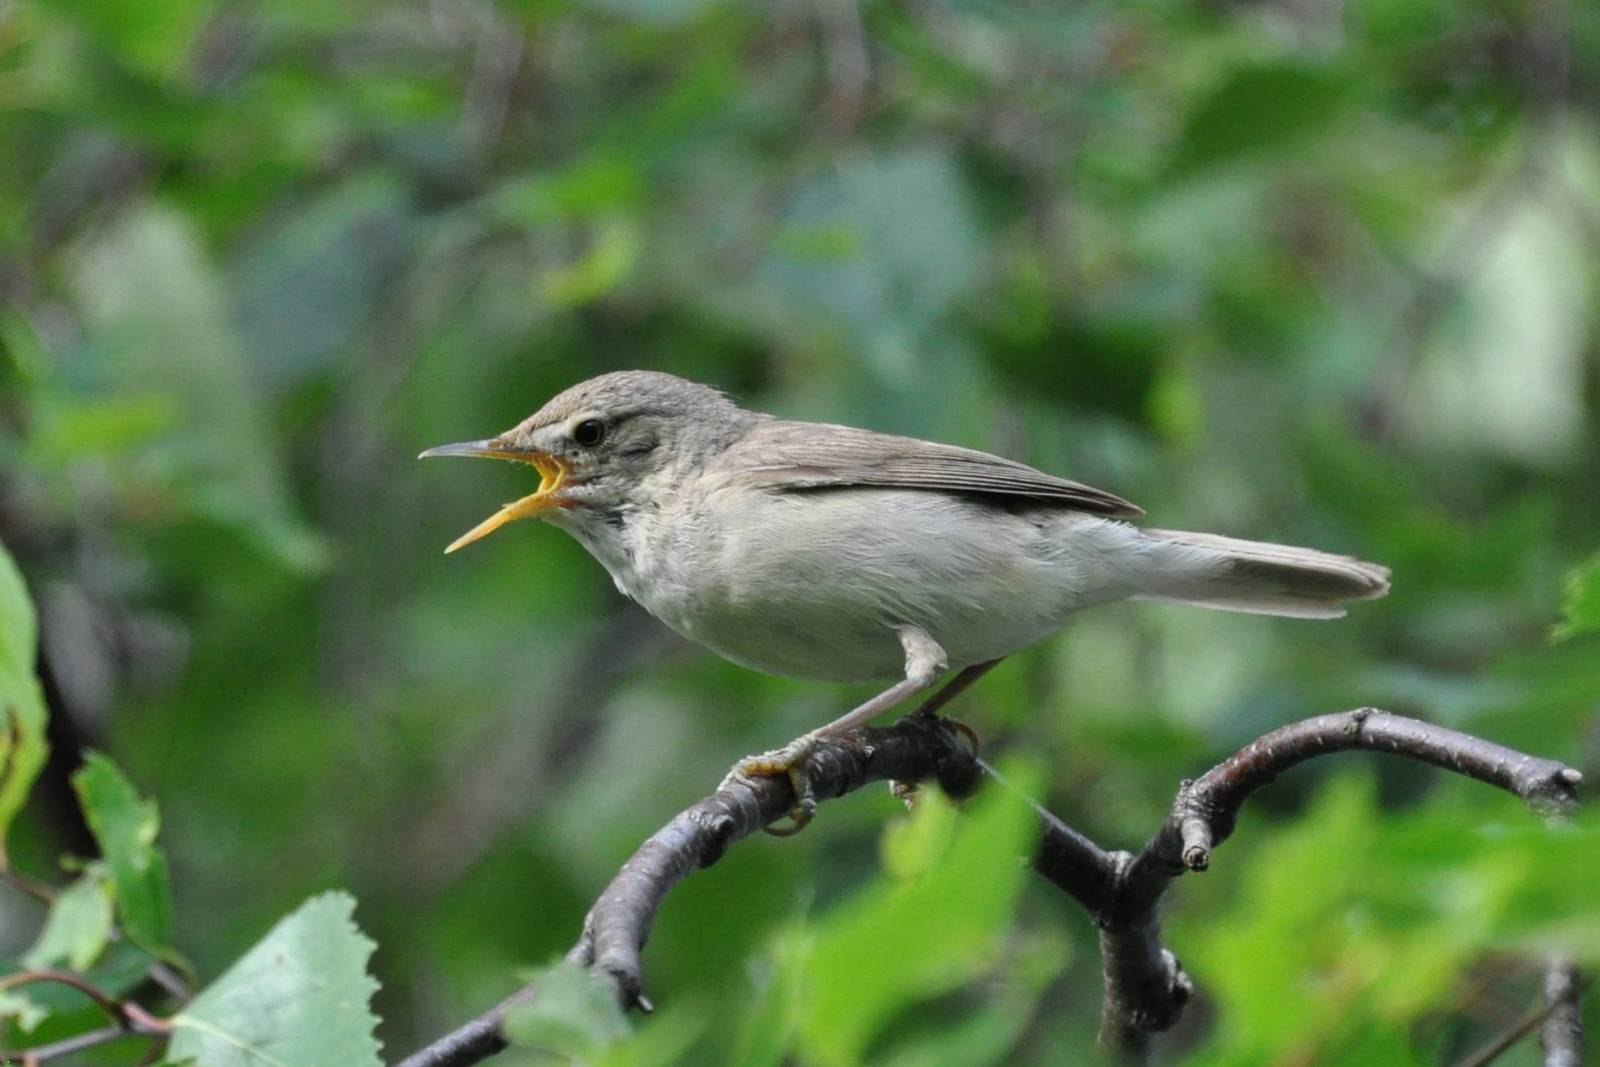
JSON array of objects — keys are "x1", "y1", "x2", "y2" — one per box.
[
  {"x1": 0, "y1": 971, "x2": 172, "y2": 1065},
  {"x1": 1448, "y1": 957, "x2": 1588, "y2": 1067},
  {"x1": 390, "y1": 996, "x2": 522, "y2": 1067},
  {"x1": 1087, "y1": 709, "x2": 1581, "y2": 1061},
  {"x1": 1163, "y1": 708, "x2": 1579, "y2": 877},
  {"x1": 1541, "y1": 957, "x2": 1585, "y2": 1067},
  {"x1": 566, "y1": 713, "x2": 983, "y2": 1007},
  {"x1": 395, "y1": 712, "x2": 980, "y2": 1067},
  {"x1": 395, "y1": 708, "x2": 1582, "y2": 1067},
  {"x1": 1, "y1": 1025, "x2": 132, "y2": 1064}
]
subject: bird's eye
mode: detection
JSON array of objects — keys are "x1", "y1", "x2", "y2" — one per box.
[{"x1": 573, "y1": 418, "x2": 607, "y2": 447}]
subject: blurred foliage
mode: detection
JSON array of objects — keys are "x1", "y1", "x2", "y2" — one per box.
[
  {"x1": 1178, "y1": 776, "x2": 1600, "y2": 1065},
  {"x1": 1557, "y1": 551, "x2": 1600, "y2": 639},
  {"x1": 1, "y1": 0, "x2": 1599, "y2": 1063},
  {"x1": 0, "y1": 523, "x2": 48, "y2": 855},
  {"x1": 70, "y1": 752, "x2": 179, "y2": 967}
]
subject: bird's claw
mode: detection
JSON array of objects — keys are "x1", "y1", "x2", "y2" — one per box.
[
  {"x1": 724, "y1": 734, "x2": 823, "y2": 836},
  {"x1": 947, "y1": 716, "x2": 981, "y2": 757}
]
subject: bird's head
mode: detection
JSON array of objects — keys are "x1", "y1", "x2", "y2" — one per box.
[{"x1": 421, "y1": 370, "x2": 756, "y2": 553}]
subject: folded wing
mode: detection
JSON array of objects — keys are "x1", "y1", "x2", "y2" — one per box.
[{"x1": 717, "y1": 418, "x2": 1143, "y2": 517}]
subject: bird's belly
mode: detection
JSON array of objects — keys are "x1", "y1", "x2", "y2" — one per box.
[
  {"x1": 633, "y1": 488, "x2": 1118, "y2": 683},
  {"x1": 672, "y1": 600, "x2": 909, "y2": 681}
]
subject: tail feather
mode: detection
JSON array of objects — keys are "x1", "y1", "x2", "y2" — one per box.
[{"x1": 1129, "y1": 528, "x2": 1390, "y2": 619}]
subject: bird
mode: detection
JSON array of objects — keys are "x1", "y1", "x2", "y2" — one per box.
[{"x1": 421, "y1": 370, "x2": 1389, "y2": 830}]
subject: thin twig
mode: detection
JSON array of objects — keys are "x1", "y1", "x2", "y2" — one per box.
[
  {"x1": 0, "y1": 969, "x2": 172, "y2": 1066},
  {"x1": 1540, "y1": 957, "x2": 1584, "y2": 1067},
  {"x1": 1447, "y1": 963, "x2": 1588, "y2": 1067},
  {"x1": 0, "y1": 1025, "x2": 132, "y2": 1064},
  {"x1": 0, "y1": 970, "x2": 126, "y2": 1023},
  {"x1": 0, "y1": 866, "x2": 57, "y2": 907}
]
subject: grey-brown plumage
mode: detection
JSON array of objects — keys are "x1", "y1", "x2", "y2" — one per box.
[
  {"x1": 721, "y1": 420, "x2": 1143, "y2": 516},
  {"x1": 424, "y1": 370, "x2": 1390, "y2": 825}
]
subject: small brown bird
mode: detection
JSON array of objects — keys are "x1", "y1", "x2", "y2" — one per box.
[{"x1": 424, "y1": 371, "x2": 1389, "y2": 828}]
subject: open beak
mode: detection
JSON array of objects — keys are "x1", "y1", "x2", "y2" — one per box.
[{"x1": 418, "y1": 439, "x2": 570, "y2": 553}]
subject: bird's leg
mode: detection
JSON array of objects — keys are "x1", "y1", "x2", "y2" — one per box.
[
  {"x1": 728, "y1": 627, "x2": 948, "y2": 835},
  {"x1": 908, "y1": 657, "x2": 1003, "y2": 721}
]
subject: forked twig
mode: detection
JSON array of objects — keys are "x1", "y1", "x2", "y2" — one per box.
[{"x1": 395, "y1": 708, "x2": 1582, "y2": 1067}]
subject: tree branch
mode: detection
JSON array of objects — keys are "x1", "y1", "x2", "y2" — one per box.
[
  {"x1": 395, "y1": 708, "x2": 1582, "y2": 1067},
  {"x1": 1541, "y1": 956, "x2": 1585, "y2": 1067},
  {"x1": 1081, "y1": 708, "x2": 1582, "y2": 1062},
  {"x1": 395, "y1": 713, "x2": 981, "y2": 1067},
  {"x1": 0, "y1": 970, "x2": 172, "y2": 1064},
  {"x1": 1450, "y1": 957, "x2": 1589, "y2": 1067}
]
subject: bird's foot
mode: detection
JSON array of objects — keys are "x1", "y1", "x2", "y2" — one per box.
[
  {"x1": 723, "y1": 733, "x2": 824, "y2": 836},
  {"x1": 912, "y1": 704, "x2": 983, "y2": 751},
  {"x1": 945, "y1": 716, "x2": 982, "y2": 757}
]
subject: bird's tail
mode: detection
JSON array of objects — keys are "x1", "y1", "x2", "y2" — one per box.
[{"x1": 1127, "y1": 528, "x2": 1390, "y2": 619}]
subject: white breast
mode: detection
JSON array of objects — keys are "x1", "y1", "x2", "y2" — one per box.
[{"x1": 574, "y1": 485, "x2": 1141, "y2": 683}]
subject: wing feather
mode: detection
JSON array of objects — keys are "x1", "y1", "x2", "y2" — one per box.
[{"x1": 714, "y1": 419, "x2": 1142, "y2": 517}]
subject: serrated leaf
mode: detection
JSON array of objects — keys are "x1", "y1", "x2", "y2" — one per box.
[
  {"x1": 22, "y1": 865, "x2": 115, "y2": 972},
  {"x1": 0, "y1": 538, "x2": 50, "y2": 863},
  {"x1": 166, "y1": 892, "x2": 381, "y2": 1067},
  {"x1": 503, "y1": 960, "x2": 630, "y2": 1058},
  {"x1": 1555, "y1": 551, "x2": 1600, "y2": 640},
  {"x1": 71, "y1": 754, "x2": 174, "y2": 960}
]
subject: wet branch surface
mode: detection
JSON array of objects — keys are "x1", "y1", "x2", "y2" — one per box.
[{"x1": 394, "y1": 708, "x2": 1584, "y2": 1067}]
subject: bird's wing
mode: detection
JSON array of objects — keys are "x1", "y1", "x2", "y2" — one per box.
[{"x1": 716, "y1": 419, "x2": 1143, "y2": 517}]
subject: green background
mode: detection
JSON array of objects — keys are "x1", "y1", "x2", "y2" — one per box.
[{"x1": 2, "y1": 0, "x2": 1598, "y2": 1063}]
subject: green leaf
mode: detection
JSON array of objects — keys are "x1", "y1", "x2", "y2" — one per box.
[
  {"x1": 1180, "y1": 775, "x2": 1600, "y2": 1064},
  {"x1": 22, "y1": 865, "x2": 115, "y2": 972},
  {"x1": 0, "y1": 990, "x2": 46, "y2": 1033},
  {"x1": 593, "y1": 1005, "x2": 708, "y2": 1067},
  {"x1": 0, "y1": 538, "x2": 50, "y2": 863},
  {"x1": 166, "y1": 892, "x2": 381, "y2": 1067},
  {"x1": 729, "y1": 922, "x2": 808, "y2": 1067},
  {"x1": 874, "y1": 929, "x2": 1069, "y2": 1067},
  {"x1": 1170, "y1": 62, "x2": 1355, "y2": 176},
  {"x1": 1555, "y1": 551, "x2": 1600, "y2": 640},
  {"x1": 503, "y1": 960, "x2": 630, "y2": 1059},
  {"x1": 792, "y1": 761, "x2": 1044, "y2": 1067},
  {"x1": 879, "y1": 780, "x2": 960, "y2": 880},
  {"x1": 71, "y1": 754, "x2": 174, "y2": 960}
]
